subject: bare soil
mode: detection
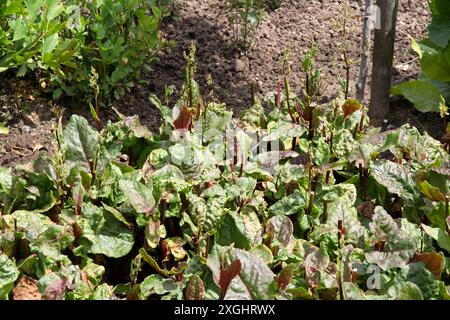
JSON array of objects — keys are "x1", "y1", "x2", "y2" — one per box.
[{"x1": 0, "y1": 0, "x2": 442, "y2": 169}]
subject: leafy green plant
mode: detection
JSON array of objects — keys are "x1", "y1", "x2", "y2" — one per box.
[
  {"x1": 224, "y1": 0, "x2": 266, "y2": 53},
  {"x1": 1, "y1": 47, "x2": 450, "y2": 300},
  {"x1": 392, "y1": 0, "x2": 449, "y2": 116},
  {"x1": 0, "y1": 0, "x2": 171, "y2": 103}
]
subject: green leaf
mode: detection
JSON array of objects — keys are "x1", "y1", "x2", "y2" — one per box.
[
  {"x1": 42, "y1": 33, "x2": 59, "y2": 55},
  {"x1": 313, "y1": 137, "x2": 330, "y2": 166},
  {"x1": 370, "y1": 160, "x2": 419, "y2": 204},
  {"x1": 429, "y1": 17, "x2": 450, "y2": 47},
  {"x1": 139, "y1": 248, "x2": 171, "y2": 278},
  {"x1": 0, "y1": 255, "x2": 19, "y2": 300},
  {"x1": 203, "y1": 103, "x2": 233, "y2": 133},
  {"x1": 12, "y1": 18, "x2": 27, "y2": 41},
  {"x1": 147, "y1": 149, "x2": 169, "y2": 169},
  {"x1": 111, "y1": 64, "x2": 132, "y2": 84},
  {"x1": 422, "y1": 224, "x2": 450, "y2": 253},
  {"x1": 91, "y1": 283, "x2": 113, "y2": 300},
  {"x1": 118, "y1": 179, "x2": 155, "y2": 215},
  {"x1": 266, "y1": 216, "x2": 293, "y2": 247},
  {"x1": 342, "y1": 282, "x2": 366, "y2": 300},
  {"x1": 208, "y1": 245, "x2": 275, "y2": 300},
  {"x1": 391, "y1": 80, "x2": 444, "y2": 113},
  {"x1": 46, "y1": 0, "x2": 64, "y2": 21},
  {"x1": 62, "y1": 115, "x2": 99, "y2": 164},
  {"x1": 215, "y1": 210, "x2": 261, "y2": 250},
  {"x1": 396, "y1": 282, "x2": 424, "y2": 300},
  {"x1": 13, "y1": 210, "x2": 74, "y2": 261},
  {"x1": 268, "y1": 188, "x2": 307, "y2": 216},
  {"x1": 139, "y1": 274, "x2": 183, "y2": 300},
  {"x1": 145, "y1": 220, "x2": 166, "y2": 249},
  {"x1": 386, "y1": 263, "x2": 441, "y2": 300},
  {"x1": 151, "y1": 6, "x2": 162, "y2": 18},
  {"x1": 420, "y1": 44, "x2": 450, "y2": 81},
  {"x1": 366, "y1": 249, "x2": 415, "y2": 271},
  {"x1": 25, "y1": 0, "x2": 45, "y2": 18},
  {"x1": 365, "y1": 207, "x2": 417, "y2": 270},
  {"x1": 226, "y1": 177, "x2": 257, "y2": 200},
  {"x1": 101, "y1": 202, "x2": 129, "y2": 226},
  {"x1": 78, "y1": 204, "x2": 134, "y2": 258}
]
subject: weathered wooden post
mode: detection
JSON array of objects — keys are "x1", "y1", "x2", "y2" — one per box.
[
  {"x1": 369, "y1": 0, "x2": 399, "y2": 121},
  {"x1": 356, "y1": 0, "x2": 374, "y2": 103}
]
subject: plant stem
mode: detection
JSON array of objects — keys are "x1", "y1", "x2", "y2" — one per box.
[
  {"x1": 284, "y1": 76, "x2": 296, "y2": 124},
  {"x1": 322, "y1": 200, "x2": 328, "y2": 224},
  {"x1": 343, "y1": 50, "x2": 350, "y2": 100},
  {"x1": 337, "y1": 220, "x2": 344, "y2": 300}
]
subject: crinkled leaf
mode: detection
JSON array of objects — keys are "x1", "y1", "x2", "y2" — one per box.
[
  {"x1": 13, "y1": 210, "x2": 73, "y2": 261},
  {"x1": 226, "y1": 177, "x2": 257, "y2": 200},
  {"x1": 365, "y1": 248, "x2": 415, "y2": 271},
  {"x1": 62, "y1": 115, "x2": 99, "y2": 164},
  {"x1": 365, "y1": 207, "x2": 416, "y2": 270},
  {"x1": 262, "y1": 122, "x2": 306, "y2": 142},
  {"x1": 386, "y1": 263, "x2": 440, "y2": 300},
  {"x1": 369, "y1": 206, "x2": 399, "y2": 242},
  {"x1": 91, "y1": 283, "x2": 114, "y2": 300},
  {"x1": 101, "y1": 202, "x2": 129, "y2": 226},
  {"x1": 342, "y1": 282, "x2": 366, "y2": 300},
  {"x1": 266, "y1": 216, "x2": 293, "y2": 247},
  {"x1": 0, "y1": 255, "x2": 19, "y2": 300},
  {"x1": 78, "y1": 205, "x2": 134, "y2": 258},
  {"x1": 396, "y1": 282, "x2": 424, "y2": 300},
  {"x1": 268, "y1": 188, "x2": 307, "y2": 216},
  {"x1": 139, "y1": 274, "x2": 183, "y2": 300},
  {"x1": 185, "y1": 275, "x2": 205, "y2": 300},
  {"x1": 123, "y1": 115, "x2": 152, "y2": 139},
  {"x1": 208, "y1": 245, "x2": 275, "y2": 300},
  {"x1": 118, "y1": 179, "x2": 155, "y2": 215},
  {"x1": 305, "y1": 247, "x2": 330, "y2": 272},
  {"x1": 370, "y1": 160, "x2": 419, "y2": 204}
]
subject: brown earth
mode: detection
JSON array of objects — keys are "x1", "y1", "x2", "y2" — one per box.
[
  {"x1": 0, "y1": 0, "x2": 442, "y2": 169},
  {"x1": 12, "y1": 276, "x2": 42, "y2": 300}
]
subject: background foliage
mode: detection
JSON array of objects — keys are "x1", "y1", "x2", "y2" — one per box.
[
  {"x1": 0, "y1": 0, "x2": 171, "y2": 103},
  {"x1": 392, "y1": 0, "x2": 450, "y2": 115}
]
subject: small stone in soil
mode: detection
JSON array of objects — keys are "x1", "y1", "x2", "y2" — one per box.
[{"x1": 234, "y1": 59, "x2": 247, "y2": 73}]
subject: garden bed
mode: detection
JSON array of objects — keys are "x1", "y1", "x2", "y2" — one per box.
[{"x1": 0, "y1": 0, "x2": 441, "y2": 169}]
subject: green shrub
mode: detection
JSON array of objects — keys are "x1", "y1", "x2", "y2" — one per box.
[
  {"x1": 224, "y1": 0, "x2": 266, "y2": 53},
  {"x1": 0, "y1": 0, "x2": 171, "y2": 103}
]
